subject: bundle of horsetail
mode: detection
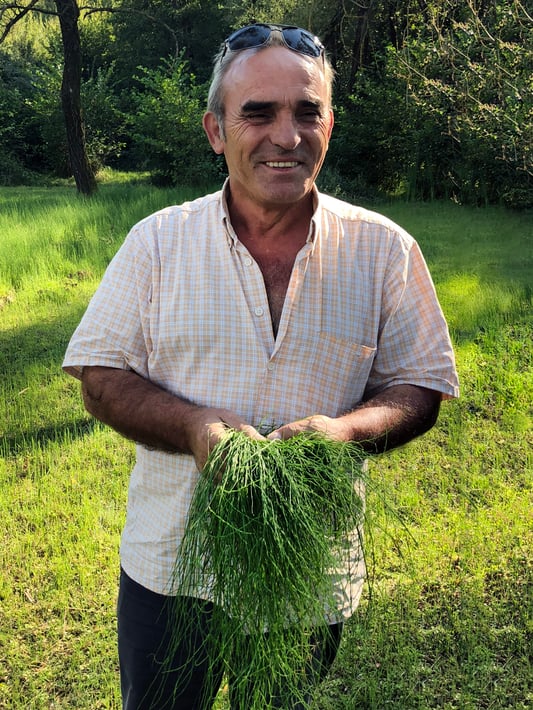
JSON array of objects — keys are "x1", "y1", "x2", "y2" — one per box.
[{"x1": 161, "y1": 431, "x2": 369, "y2": 709}]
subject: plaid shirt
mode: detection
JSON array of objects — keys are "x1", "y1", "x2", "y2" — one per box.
[{"x1": 63, "y1": 183, "x2": 458, "y2": 616}]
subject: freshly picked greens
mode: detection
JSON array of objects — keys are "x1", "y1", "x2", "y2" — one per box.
[{"x1": 162, "y1": 431, "x2": 368, "y2": 709}]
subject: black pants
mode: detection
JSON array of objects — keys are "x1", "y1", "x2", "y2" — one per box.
[{"x1": 117, "y1": 569, "x2": 343, "y2": 710}]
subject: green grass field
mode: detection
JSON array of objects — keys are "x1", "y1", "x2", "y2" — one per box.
[{"x1": 0, "y1": 176, "x2": 531, "y2": 709}]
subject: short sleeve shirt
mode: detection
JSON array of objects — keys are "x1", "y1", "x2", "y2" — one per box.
[{"x1": 63, "y1": 184, "x2": 459, "y2": 617}]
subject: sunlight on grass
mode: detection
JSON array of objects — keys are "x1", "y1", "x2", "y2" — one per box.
[
  {"x1": 437, "y1": 273, "x2": 526, "y2": 338},
  {"x1": 0, "y1": 426, "x2": 131, "y2": 708},
  {"x1": 0, "y1": 181, "x2": 211, "y2": 292}
]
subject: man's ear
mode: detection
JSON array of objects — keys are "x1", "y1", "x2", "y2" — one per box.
[
  {"x1": 327, "y1": 108, "x2": 334, "y2": 141},
  {"x1": 203, "y1": 111, "x2": 225, "y2": 155}
]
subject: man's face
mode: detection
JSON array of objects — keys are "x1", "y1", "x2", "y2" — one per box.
[{"x1": 203, "y1": 46, "x2": 334, "y2": 212}]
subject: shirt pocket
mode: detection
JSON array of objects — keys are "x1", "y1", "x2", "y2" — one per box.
[{"x1": 278, "y1": 332, "x2": 377, "y2": 417}]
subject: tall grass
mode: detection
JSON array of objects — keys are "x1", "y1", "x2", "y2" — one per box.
[
  {"x1": 0, "y1": 177, "x2": 531, "y2": 708},
  {"x1": 0, "y1": 178, "x2": 210, "y2": 293}
]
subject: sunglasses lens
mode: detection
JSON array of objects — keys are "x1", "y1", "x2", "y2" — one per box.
[
  {"x1": 227, "y1": 24, "x2": 271, "y2": 51},
  {"x1": 282, "y1": 28, "x2": 322, "y2": 57},
  {"x1": 224, "y1": 24, "x2": 324, "y2": 60}
]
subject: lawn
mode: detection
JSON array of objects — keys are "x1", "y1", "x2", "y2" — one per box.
[{"x1": 0, "y1": 177, "x2": 531, "y2": 709}]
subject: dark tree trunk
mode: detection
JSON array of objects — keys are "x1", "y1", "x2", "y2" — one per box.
[{"x1": 55, "y1": 0, "x2": 97, "y2": 195}]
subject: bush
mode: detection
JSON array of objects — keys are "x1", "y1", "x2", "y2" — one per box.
[
  {"x1": 126, "y1": 56, "x2": 220, "y2": 187},
  {"x1": 328, "y1": 69, "x2": 413, "y2": 198},
  {"x1": 0, "y1": 52, "x2": 43, "y2": 183},
  {"x1": 82, "y1": 64, "x2": 127, "y2": 171}
]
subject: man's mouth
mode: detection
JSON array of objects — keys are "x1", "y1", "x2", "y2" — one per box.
[{"x1": 265, "y1": 161, "x2": 300, "y2": 168}]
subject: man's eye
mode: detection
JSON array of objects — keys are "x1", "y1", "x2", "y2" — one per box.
[
  {"x1": 299, "y1": 111, "x2": 321, "y2": 122},
  {"x1": 244, "y1": 112, "x2": 270, "y2": 121}
]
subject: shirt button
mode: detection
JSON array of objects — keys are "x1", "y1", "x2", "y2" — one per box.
[
  {"x1": 267, "y1": 362, "x2": 275, "y2": 371},
  {"x1": 254, "y1": 307, "x2": 264, "y2": 317},
  {"x1": 244, "y1": 257, "x2": 253, "y2": 266}
]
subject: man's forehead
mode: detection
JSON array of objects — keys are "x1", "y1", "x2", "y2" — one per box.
[{"x1": 224, "y1": 46, "x2": 328, "y2": 97}]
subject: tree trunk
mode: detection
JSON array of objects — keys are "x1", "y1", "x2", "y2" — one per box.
[{"x1": 55, "y1": 0, "x2": 97, "y2": 195}]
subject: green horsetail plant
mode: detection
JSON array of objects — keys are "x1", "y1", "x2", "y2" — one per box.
[{"x1": 156, "y1": 431, "x2": 370, "y2": 709}]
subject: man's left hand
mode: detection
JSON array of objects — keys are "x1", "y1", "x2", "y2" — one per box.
[{"x1": 267, "y1": 415, "x2": 351, "y2": 442}]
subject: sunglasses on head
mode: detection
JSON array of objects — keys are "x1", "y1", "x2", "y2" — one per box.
[{"x1": 222, "y1": 23, "x2": 324, "y2": 61}]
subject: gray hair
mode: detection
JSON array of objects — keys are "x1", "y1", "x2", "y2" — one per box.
[{"x1": 206, "y1": 31, "x2": 334, "y2": 140}]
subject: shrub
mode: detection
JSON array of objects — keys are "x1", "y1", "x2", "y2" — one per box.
[
  {"x1": 126, "y1": 56, "x2": 220, "y2": 187},
  {"x1": 0, "y1": 52, "x2": 43, "y2": 183}
]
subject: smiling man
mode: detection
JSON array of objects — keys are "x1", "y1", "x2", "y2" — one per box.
[
  {"x1": 203, "y1": 44, "x2": 333, "y2": 211},
  {"x1": 63, "y1": 23, "x2": 459, "y2": 710}
]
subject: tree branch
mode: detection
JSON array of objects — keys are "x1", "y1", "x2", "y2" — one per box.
[
  {"x1": 0, "y1": 0, "x2": 56, "y2": 42},
  {"x1": 79, "y1": 4, "x2": 180, "y2": 58}
]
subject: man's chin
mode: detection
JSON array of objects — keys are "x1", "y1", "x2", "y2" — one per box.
[{"x1": 259, "y1": 178, "x2": 313, "y2": 205}]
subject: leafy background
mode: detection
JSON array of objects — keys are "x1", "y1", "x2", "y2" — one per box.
[{"x1": 0, "y1": 0, "x2": 531, "y2": 206}]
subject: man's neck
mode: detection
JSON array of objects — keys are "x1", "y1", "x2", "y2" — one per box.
[{"x1": 226, "y1": 187, "x2": 315, "y2": 246}]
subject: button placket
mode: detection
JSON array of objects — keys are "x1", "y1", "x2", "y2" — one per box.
[{"x1": 234, "y1": 244, "x2": 275, "y2": 353}]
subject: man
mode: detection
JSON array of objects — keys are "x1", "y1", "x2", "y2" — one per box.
[{"x1": 63, "y1": 23, "x2": 459, "y2": 709}]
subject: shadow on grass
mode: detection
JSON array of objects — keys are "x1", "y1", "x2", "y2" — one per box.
[
  {"x1": 1, "y1": 302, "x2": 96, "y2": 458},
  {"x1": 0, "y1": 185, "x2": 80, "y2": 211},
  {"x1": 1, "y1": 417, "x2": 98, "y2": 458},
  {"x1": 0, "y1": 300, "x2": 88, "y2": 374}
]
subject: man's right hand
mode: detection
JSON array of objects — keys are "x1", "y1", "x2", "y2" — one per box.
[
  {"x1": 184, "y1": 406, "x2": 264, "y2": 472},
  {"x1": 81, "y1": 366, "x2": 263, "y2": 472}
]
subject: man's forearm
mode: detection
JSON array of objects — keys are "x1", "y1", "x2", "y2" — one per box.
[
  {"x1": 81, "y1": 366, "x2": 200, "y2": 454},
  {"x1": 81, "y1": 366, "x2": 264, "y2": 470},
  {"x1": 338, "y1": 384, "x2": 441, "y2": 453},
  {"x1": 269, "y1": 384, "x2": 441, "y2": 453}
]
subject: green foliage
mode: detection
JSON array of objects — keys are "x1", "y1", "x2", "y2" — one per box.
[
  {"x1": 322, "y1": 0, "x2": 533, "y2": 207},
  {"x1": 166, "y1": 432, "x2": 367, "y2": 709},
  {"x1": 0, "y1": 51, "x2": 42, "y2": 183},
  {"x1": 107, "y1": 0, "x2": 232, "y2": 86},
  {"x1": 81, "y1": 64, "x2": 127, "y2": 170},
  {"x1": 0, "y1": 0, "x2": 531, "y2": 205},
  {"x1": 31, "y1": 60, "x2": 117, "y2": 180},
  {"x1": 31, "y1": 63, "x2": 70, "y2": 176},
  {"x1": 127, "y1": 56, "x2": 220, "y2": 186},
  {"x1": 327, "y1": 68, "x2": 411, "y2": 199},
  {"x1": 393, "y1": 0, "x2": 532, "y2": 207}
]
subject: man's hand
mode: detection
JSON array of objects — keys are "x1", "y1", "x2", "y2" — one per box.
[
  {"x1": 267, "y1": 415, "x2": 351, "y2": 442},
  {"x1": 185, "y1": 407, "x2": 264, "y2": 472},
  {"x1": 267, "y1": 385, "x2": 441, "y2": 453}
]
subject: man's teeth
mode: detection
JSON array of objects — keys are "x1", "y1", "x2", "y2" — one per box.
[{"x1": 266, "y1": 161, "x2": 299, "y2": 168}]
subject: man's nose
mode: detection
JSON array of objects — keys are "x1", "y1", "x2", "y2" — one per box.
[{"x1": 270, "y1": 115, "x2": 301, "y2": 151}]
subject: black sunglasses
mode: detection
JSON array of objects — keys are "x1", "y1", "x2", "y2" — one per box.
[{"x1": 222, "y1": 23, "x2": 324, "y2": 61}]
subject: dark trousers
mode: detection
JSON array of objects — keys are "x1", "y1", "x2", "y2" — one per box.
[{"x1": 117, "y1": 568, "x2": 343, "y2": 710}]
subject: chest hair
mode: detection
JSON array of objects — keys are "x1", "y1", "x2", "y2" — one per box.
[{"x1": 255, "y1": 255, "x2": 294, "y2": 337}]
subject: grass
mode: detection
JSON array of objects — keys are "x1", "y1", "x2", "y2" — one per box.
[
  {"x1": 0, "y1": 175, "x2": 531, "y2": 708},
  {"x1": 166, "y1": 433, "x2": 367, "y2": 709}
]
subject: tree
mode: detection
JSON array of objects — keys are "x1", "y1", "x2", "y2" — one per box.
[
  {"x1": 56, "y1": 0, "x2": 97, "y2": 194},
  {"x1": 0, "y1": 0, "x2": 97, "y2": 195},
  {"x1": 395, "y1": 0, "x2": 532, "y2": 206},
  {"x1": 126, "y1": 56, "x2": 220, "y2": 186}
]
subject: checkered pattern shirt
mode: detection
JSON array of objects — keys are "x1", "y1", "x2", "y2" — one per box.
[{"x1": 63, "y1": 183, "x2": 459, "y2": 617}]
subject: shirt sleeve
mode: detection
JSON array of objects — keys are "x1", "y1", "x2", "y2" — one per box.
[
  {"x1": 365, "y1": 237, "x2": 459, "y2": 400},
  {"x1": 62, "y1": 225, "x2": 153, "y2": 381}
]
